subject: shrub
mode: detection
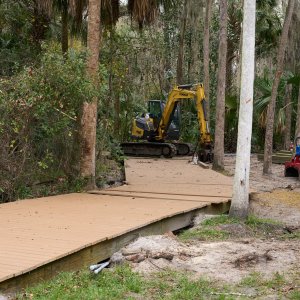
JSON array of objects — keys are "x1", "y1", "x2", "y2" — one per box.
[{"x1": 0, "y1": 44, "x2": 101, "y2": 201}]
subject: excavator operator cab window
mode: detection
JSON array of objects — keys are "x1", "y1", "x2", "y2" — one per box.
[{"x1": 148, "y1": 100, "x2": 163, "y2": 121}]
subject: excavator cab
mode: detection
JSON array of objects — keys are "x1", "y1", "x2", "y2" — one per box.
[{"x1": 148, "y1": 100, "x2": 180, "y2": 140}]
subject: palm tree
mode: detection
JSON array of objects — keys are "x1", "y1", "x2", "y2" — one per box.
[
  {"x1": 80, "y1": 0, "x2": 100, "y2": 187},
  {"x1": 283, "y1": 84, "x2": 292, "y2": 150},
  {"x1": 263, "y1": 0, "x2": 295, "y2": 174},
  {"x1": 254, "y1": 74, "x2": 290, "y2": 136},
  {"x1": 176, "y1": 0, "x2": 188, "y2": 85},
  {"x1": 212, "y1": 0, "x2": 227, "y2": 171},
  {"x1": 229, "y1": 0, "x2": 256, "y2": 219},
  {"x1": 38, "y1": 0, "x2": 87, "y2": 54},
  {"x1": 295, "y1": 84, "x2": 300, "y2": 138},
  {"x1": 203, "y1": 0, "x2": 212, "y2": 126}
]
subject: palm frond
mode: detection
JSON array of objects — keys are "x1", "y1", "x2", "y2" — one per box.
[
  {"x1": 69, "y1": 0, "x2": 87, "y2": 26},
  {"x1": 275, "y1": 106, "x2": 285, "y2": 134},
  {"x1": 128, "y1": 0, "x2": 159, "y2": 28},
  {"x1": 102, "y1": 0, "x2": 120, "y2": 26}
]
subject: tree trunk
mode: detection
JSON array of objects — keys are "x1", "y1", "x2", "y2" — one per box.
[
  {"x1": 203, "y1": 0, "x2": 212, "y2": 126},
  {"x1": 61, "y1": 1, "x2": 68, "y2": 55},
  {"x1": 163, "y1": 17, "x2": 172, "y2": 93},
  {"x1": 226, "y1": 39, "x2": 235, "y2": 94},
  {"x1": 187, "y1": 0, "x2": 203, "y2": 83},
  {"x1": 263, "y1": 0, "x2": 295, "y2": 174},
  {"x1": 32, "y1": 3, "x2": 50, "y2": 49},
  {"x1": 229, "y1": 0, "x2": 256, "y2": 219},
  {"x1": 114, "y1": 90, "x2": 121, "y2": 136},
  {"x1": 80, "y1": 0, "x2": 101, "y2": 188},
  {"x1": 295, "y1": 84, "x2": 300, "y2": 138},
  {"x1": 212, "y1": 0, "x2": 227, "y2": 171},
  {"x1": 176, "y1": 0, "x2": 188, "y2": 85},
  {"x1": 283, "y1": 84, "x2": 292, "y2": 150}
]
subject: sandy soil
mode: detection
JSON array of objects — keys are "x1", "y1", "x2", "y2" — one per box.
[
  {"x1": 110, "y1": 155, "x2": 300, "y2": 288},
  {"x1": 224, "y1": 154, "x2": 300, "y2": 192},
  {"x1": 226, "y1": 154, "x2": 300, "y2": 226},
  {"x1": 111, "y1": 234, "x2": 300, "y2": 285}
]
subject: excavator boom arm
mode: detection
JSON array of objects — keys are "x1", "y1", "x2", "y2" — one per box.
[{"x1": 156, "y1": 84, "x2": 212, "y2": 147}]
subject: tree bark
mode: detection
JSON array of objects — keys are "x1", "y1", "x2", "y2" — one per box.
[
  {"x1": 176, "y1": 0, "x2": 188, "y2": 85},
  {"x1": 283, "y1": 84, "x2": 292, "y2": 150},
  {"x1": 80, "y1": 0, "x2": 101, "y2": 187},
  {"x1": 61, "y1": 1, "x2": 68, "y2": 55},
  {"x1": 295, "y1": 84, "x2": 300, "y2": 138},
  {"x1": 212, "y1": 0, "x2": 227, "y2": 171},
  {"x1": 229, "y1": 0, "x2": 256, "y2": 220},
  {"x1": 114, "y1": 90, "x2": 121, "y2": 136},
  {"x1": 187, "y1": 0, "x2": 203, "y2": 83},
  {"x1": 203, "y1": 0, "x2": 212, "y2": 126},
  {"x1": 263, "y1": 0, "x2": 295, "y2": 174}
]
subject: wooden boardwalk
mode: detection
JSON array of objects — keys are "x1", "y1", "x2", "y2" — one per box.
[{"x1": 0, "y1": 158, "x2": 232, "y2": 293}]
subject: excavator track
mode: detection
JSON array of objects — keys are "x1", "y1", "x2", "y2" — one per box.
[
  {"x1": 121, "y1": 142, "x2": 177, "y2": 158},
  {"x1": 172, "y1": 142, "x2": 194, "y2": 156}
]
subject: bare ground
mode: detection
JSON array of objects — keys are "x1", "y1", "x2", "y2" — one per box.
[
  {"x1": 111, "y1": 154, "x2": 300, "y2": 293},
  {"x1": 224, "y1": 154, "x2": 300, "y2": 192},
  {"x1": 111, "y1": 234, "x2": 300, "y2": 285},
  {"x1": 225, "y1": 154, "x2": 300, "y2": 226}
]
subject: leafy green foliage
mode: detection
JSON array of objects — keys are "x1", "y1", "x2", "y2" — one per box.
[
  {"x1": 253, "y1": 71, "x2": 299, "y2": 150},
  {"x1": 256, "y1": 0, "x2": 282, "y2": 57},
  {"x1": 0, "y1": 45, "x2": 100, "y2": 201},
  {"x1": 0, "y1": 0, "x2": 52, "y2": 76}
]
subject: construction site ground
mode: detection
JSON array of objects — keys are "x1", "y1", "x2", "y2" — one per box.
[
  {"x1": 0, "y1": 157, "x2": 231, "y2": 296},
  {"x1": 99, "y1": 155, "x2": 300, "y2": 299},
  {"x1": 113, "y1": 155, "x2": 300, "y2": 276},
  {"x1": 2, "y1": 154, "x2": 300, "y2": 299}
]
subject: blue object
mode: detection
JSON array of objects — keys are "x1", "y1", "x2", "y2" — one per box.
[{"x1": 296, "y1": 145, "x2": 300, "y2": 156}]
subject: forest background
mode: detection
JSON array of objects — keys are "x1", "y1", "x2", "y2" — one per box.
[{"x1": 0, "y1": 0, "x2": 299, "y2": 202}]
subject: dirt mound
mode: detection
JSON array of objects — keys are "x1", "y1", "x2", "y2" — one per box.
[{"x1": 111, "y1": 234, "x2": 300, "y2": 283}]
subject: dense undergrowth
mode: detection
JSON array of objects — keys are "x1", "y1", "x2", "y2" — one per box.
[{"x1": 0, "y1": 45, "x2": 124, "y2": 202}]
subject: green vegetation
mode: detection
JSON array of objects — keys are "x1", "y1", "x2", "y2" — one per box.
[
  {"x1": 18, "y1": 265, "x2": 300, "y2": 300},
  {"x1": 239, "y1": 271, "x2": 300, "y2": 299},
  {"x1": 0, "y1": 45, "x2": 104, "y2": 201},
  {"x1": 180, "y1": 215, "x2": 236, "y2": 241},
  {"x1": 0, "y1": 0, "x2": 299, "y2": 201},
  {"x1": 16, "y1": 266, "x2": 235, "y2": 300},
  {"x1": 179, "y1": 214, "x2": 297, "y2": 241}
]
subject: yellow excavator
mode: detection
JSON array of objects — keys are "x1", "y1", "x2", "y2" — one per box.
[{"x1": 121, "y1": 83, "x2": 213, "y2": 162}]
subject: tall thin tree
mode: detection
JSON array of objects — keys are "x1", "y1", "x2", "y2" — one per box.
[
  {"x1": 229, "y1": 0, "x2": 256, "y2": 219},
  {"x1": 203, "y1": 0, "x2": 212, "y2": 126},
  {"x1": 295, "y1": 84, "x2": 300, "y2": 138},
  {"x1": 176, "y1": 0, "x2": 188, "y2": 85},
  {"x1": 80, "y1": 0, "x2": 101, "y2": 187},
  {"x1": 284, "y1": 84, "x2": 293, "y2": 150},
  {"x1": 212, "y1": 0, "x2": 227, "y2": 171},
  {"x1": 263, "y1": 0, "x2": 295, "y2": 174}
]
